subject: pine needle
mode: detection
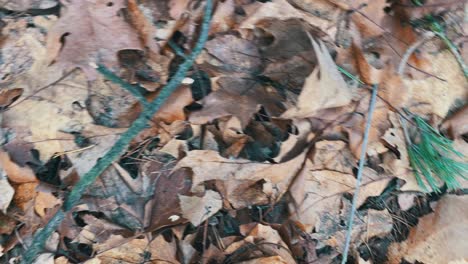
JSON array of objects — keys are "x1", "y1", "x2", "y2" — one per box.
[{"x1": 402, "y1": 114, "x2": 468, "y2": 192}]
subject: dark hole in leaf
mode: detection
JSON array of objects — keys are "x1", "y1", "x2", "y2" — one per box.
[
  {"x1": 184, "y1": 102, "x2": 203, "y2": 111},
  {"x1": 59, "y1": 32, "x2": 70, "y2": 46},
  {"x1": 72, "y1": 101, "x2": 85, "y2": 111},
  {"x1": 190, "y1": 70, "x2": 211, "y2": 100},
  {"x1": 254, "y1": 106, "x2": 270, "y2": 122},
  {"x1": 106, "y1": 2, "x2": 114, "y2": 6}
]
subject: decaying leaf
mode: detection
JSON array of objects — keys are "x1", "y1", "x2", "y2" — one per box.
[
  {"x1": 0, "y1": 169, "x2": 14, "y2": 214},
  {"x1": 239, "y1": 0, "x2": 332, "y2": 35},
  {"x1": 95, "y1": 235, "x2": 178, "y2": 263},
  {"x1": 189, "y1": 89, "x2": 260, "y2": 129},
  {"x1": 282, "y1": 38, "x2": 351, "y2": 118},
  {"x1": 226, "y1": 223, "x2": 296, "y2": 264},
  {"x1": 46, "y1": 0, "x2": 142, "y2": 78},
  {"x1": 176, "y1": 149, "x2": 306, "y2": 208},
  {"x1": 34, "y1": 191, "x2": 61, "y2": 218},
  {"x1": 179, "y1": 190, "x2": 222, "y2": 227},
  {"x1": 387, "y1": 195, "x2": 468, "y2": 264},
  {"x1": 289, "y1": 159, "x2": 391, "y2": 233},
  {"x1": 0, "y1": 150, "x2": 37, "y2": 184},
  {"x1": 0, "y1": 88, "x2": 23, "y2": 110},
  {"x1": 441, "y1": 104, "x2": 468, "y2": 139}
]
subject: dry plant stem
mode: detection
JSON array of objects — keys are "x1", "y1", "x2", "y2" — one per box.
[
  {"x1": 20, "y1": 1, "x2": 213, "y2": 263},
  {"x1": 397, "y1": 32, "x2": 435, "y2": 76},
  {"x1": 341, "y1": 84, "x2": 378, "y2": 264},
  {"x1": 6, "y1": 68, "x2": 77, "y2": 111}
]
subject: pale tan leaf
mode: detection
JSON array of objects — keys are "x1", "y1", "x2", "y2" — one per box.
[
  {"x1": 0, "y1": 169, "x2": 14, "y2": 214},
  {"x1": 179, "y1": 190, "x2": 222, "y2": 227},
  {"x1": 388, "y1": 195, "x2": 468, "y2": 264},
  {"x1": 34, "y1": 192, "x2": 61, "y2": 218},
  {"x1": 175, "y1": 150, "x2": 306, "y2": 208},
  {"x1": 282, "y1": 38, "x2": 351, "y2": 118},
  {"x1": 46, "y1": 0, "x2": 142, "y2": 79}
]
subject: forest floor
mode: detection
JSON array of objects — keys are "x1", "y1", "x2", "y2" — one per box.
[{"x1": 0, "y1": 0, "x2": 467, "y2": 263}]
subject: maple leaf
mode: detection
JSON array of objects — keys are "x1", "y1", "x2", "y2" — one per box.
[{"x1": 46, "y1": 0, "x2": 142, "y2": 79}]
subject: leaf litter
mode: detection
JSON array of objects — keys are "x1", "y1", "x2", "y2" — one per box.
[{"x1": 0, "y1": 0, "x2": 467, "y2": 263}]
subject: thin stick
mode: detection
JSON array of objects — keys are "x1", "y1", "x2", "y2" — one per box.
[
  {"x1": 341, "y1": 84, "x2": 378, "y2": 263},
  {"x1": 397, "y1": 32, "x2": 435, "y2": 76},
  {"x1": 6, "y1": 68, "x2": 77, "y2": 111},
  {"x1": 20, "y1": 1, "x2": 213, "y2": 263},
  {"x1": 95, "y1": 65, "x2": 150, "y2": 108}
]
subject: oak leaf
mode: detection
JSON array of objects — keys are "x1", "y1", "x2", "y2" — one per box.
[{"x1": 46, "y1": 0, "x2": 142, "y2": 79}]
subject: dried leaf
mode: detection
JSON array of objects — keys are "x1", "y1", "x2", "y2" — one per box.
[
  {"x1": 0, "y1": 151, "x2": 37, "y2": 183},
  {"x1": 96, "y1": 235, "x2": 178, "y2": 263},
  {"x1": 189, "y1": 90, "x2": 259, "y2": 129},
  {"x1": 179, "y1": 190, "x2": 222, "y2": 227},
  {"x1": 0, "y1": 213, "x2": 16, "y2": 235},
  {"x1": 176, "y1": 150, "x2": 306, "y2": 208},
  {"x1": 203, "y1": 34, "x2": 262, "y2": 73},
  {"x1": 0, "y1": 169, "x2": 14, "y2": 214},
  {"x1": 441, "y1": 105, "x2": 468, "y2": 139},
  {"x1": 387, "y1": 195, "x2": 468, "y2": 264},
  {"x1": 46, "y1": 0, "x2": 142, "y2": 79},
  {"x1": 3, "y1": 0, "x2": 57, "y2": 11},
  {"x1": 282, "y1": 38, "x2": 351, "y2": 118},
  {"x1": 0, "y1": 88, "x2": 23, "y2": 110},
  {"x1": 210, "y1": 0, "x2": 236, "y2": 34},
  {"x1": 34, "y1": 192, "x2": 61, "y2": 218},
  {"x1": 239, "y1": 0, "x2": 332, "y2": 35},
  {"x1": 290, "y1": 160, "x2": 391, "y2": 232}
]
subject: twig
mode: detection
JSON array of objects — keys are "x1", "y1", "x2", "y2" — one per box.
[
  {"x1": 95, "y1": 65, "x2": 150, "y2": 108},
  {"x1": 20, "y1": 1, "x2": 213, "y2": 263},
  {"x1": 397, "y1": 32, "x2": 435, "y2": 76},
  {"x1": 341, "y1": 84, "x2": 378, "y2": 263},
  {"x1": 5, "y1": 68, "x2": 77, "y2": 111}
]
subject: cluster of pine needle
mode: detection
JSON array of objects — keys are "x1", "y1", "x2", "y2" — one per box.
[{"x1": 403, "y1": 114, "x2": 468, "y2": 192}]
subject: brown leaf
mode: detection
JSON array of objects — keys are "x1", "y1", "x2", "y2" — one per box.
[
  {"x1": 387, "y1": 195, "x2": 468, "y2": 264},
  {"x1": 34, "y1": 191, "x2": 61, "y2": 218},
  {"x1": 145, "y1": 166, "x2": 192, "y2": 231},
  {"x1": 126, "y1": 0, "x2": 160, "y2": 57},
  {"x1": 203, "y1": 34, "x2": 262, "y2": 73},
  {"x1": 0, "y1": 213, "x2": 16, "y2": 235},
  {"x1": 403, "y1": 51, "x2": 466, "y2": 117},
  {"x1": 0, "y1": 88, "x2": 23, "y2": 110},
  {"x1": 168, "y1": 0, "x2": 190, "y2": 19},
  {"x1": 96, "y1": 235, "x2": 178, "y2": 263},
  {"x1": 290, "y1": 160, "x2": 391, "y2": 232},
  {"x1": 240, "y1": 224, "x2": 295, "y2": 264},
  {"x1": 189, "y1": 90, "x2": 260, "y2": 129},
  {"x1": 381, "y1": 113, "x2": 425, "y2": 192},
  {"x1": 441, "y1": 105, "x2": 468, "y2": 139},
  {"x1": 282, "y1": 38, "x2": 352, "y2": 118},
  {"x1": 179, "y1": 190, "x2": 222, "y2": 227},
  {"x1": 239, "y1": 0, "x2": 332, "y2": 35},
  {"x1": 3, "y1": 0, "x2": 57, "y2": 11},
  {"x1": 46, "y1": 0, "x2": 142, "y2": 79},
  {"x1": 13, "y1": 181, "x2": 38, "y2": 211},
  {"x1": 153, "y1": 85, "x2": 194, "y2": 123},
  {"x1": 0, "y1": 150, "x2": 37, "y2": 183},
  {"x1": 210, "y1": 0, "x2": 236, "y2": 34},
  {"x1": 0, "y1": 169, "x2": 14, "y2": 213},
  {"x1": 175, "y1": 150, "x2": 306, "y2": 208}
]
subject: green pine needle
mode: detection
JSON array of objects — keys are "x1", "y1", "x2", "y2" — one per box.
[{"x1": 404, "y1": 115, "x2": 468, "y2": 192}]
